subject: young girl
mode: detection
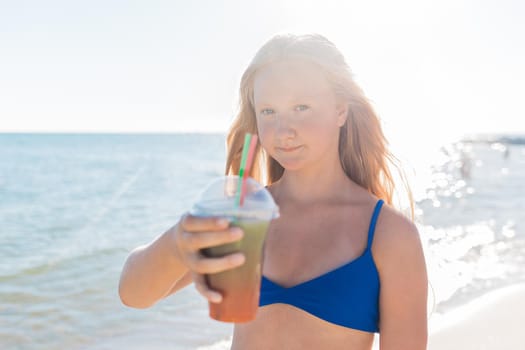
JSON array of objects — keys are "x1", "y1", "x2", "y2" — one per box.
[{"x1": 119, "y1": 33, "x2": 428, "y2": 349}]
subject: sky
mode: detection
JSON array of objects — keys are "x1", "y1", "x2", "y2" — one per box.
[{"x1": 1, "y1": 0, "x2": 524, "y2": 146}]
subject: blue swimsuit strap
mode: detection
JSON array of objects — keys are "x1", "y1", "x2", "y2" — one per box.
[{"x1": 367, "y1": 199, "x2": 384, "y2": 250}]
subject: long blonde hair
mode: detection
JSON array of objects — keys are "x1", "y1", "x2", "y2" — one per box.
[{"x1": 225, "y1": 33, "x2": 413, "y2": 216}]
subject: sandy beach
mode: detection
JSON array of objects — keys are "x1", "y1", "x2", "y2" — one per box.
[{"x1": 427, "y1": 284, "x2": 525, "y2": 350}]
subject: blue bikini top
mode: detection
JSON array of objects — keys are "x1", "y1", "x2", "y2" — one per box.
[{"x1": 259, "y1": 199, "x2": 384, "y2": 333}]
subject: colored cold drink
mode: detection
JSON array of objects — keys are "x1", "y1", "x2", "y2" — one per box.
[
  {"x1": 202, "y1": 220, "x2": 269, "y2": 322},
  {"x1": 190, "y1": 176, "x2": 279, "y2": 323}
]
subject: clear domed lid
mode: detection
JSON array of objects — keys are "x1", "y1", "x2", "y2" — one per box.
[{"x1": 190, "y1": 176, "x2": 279, "y2": 220}]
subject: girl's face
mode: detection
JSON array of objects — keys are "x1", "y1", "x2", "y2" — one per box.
[{"x1": 253, "y1": 60, "x2": 348, "y2": 171}]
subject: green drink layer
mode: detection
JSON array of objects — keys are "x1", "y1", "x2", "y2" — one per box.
[{"x1": 202, "y1": 219, "x2": 270, "y2": 323}]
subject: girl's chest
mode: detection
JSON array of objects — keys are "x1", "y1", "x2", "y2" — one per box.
[{"x1": 261, "y1": 206, "x2": 369, "y2": 288}]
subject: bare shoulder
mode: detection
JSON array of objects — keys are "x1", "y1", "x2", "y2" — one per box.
[{"x1": 371, "y1": 203, "x2": 424, "y2": 270}]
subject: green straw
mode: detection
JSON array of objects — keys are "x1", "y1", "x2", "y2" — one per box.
[{"x1": 235, "y1": 133, "x2": 252, "y2": 207}]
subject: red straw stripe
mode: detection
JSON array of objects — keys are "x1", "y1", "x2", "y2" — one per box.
[{"x1": 239, "y1": 135, "x2": 258, "y2": 205}]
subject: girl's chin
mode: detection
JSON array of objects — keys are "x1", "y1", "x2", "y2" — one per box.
[{"x1": 273, "y1": 158, "x2": 305, "y2": 171}]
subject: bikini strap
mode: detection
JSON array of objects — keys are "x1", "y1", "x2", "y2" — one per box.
[{"x1": 366, "y1": 199, "x2": 384, "y2": 250}]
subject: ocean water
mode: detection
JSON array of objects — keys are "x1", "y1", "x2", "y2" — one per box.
[{"x1": 0, "y1": 133, "x2": 524, "y2": 349}]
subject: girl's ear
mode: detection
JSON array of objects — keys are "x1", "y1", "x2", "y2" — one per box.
[{"x1": 336, "y1": 102, "x2": 349, "y2": 127}]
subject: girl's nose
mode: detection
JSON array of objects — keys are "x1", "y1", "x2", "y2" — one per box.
[{"x1": 275, "y1": 114, "x2": 297, "y2": 140}]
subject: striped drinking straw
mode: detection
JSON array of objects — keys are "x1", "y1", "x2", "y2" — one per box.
[{"x1": 235, "y1": 133, "x2": 258, "y2": 207}]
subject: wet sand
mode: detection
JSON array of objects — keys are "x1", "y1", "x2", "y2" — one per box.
[{"x1": 427, "y1": 284, "x2": 525, "y2": 350}]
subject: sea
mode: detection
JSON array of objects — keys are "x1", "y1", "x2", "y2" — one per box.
[{"x1": 1, "y1": 133, "x2": 524, "y2": 350}]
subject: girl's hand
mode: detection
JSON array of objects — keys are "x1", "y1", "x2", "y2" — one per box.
[{"x1": 173, "y1": 214, "x2": 245, "y2": 303}]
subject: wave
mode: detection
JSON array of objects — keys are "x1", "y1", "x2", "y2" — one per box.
[{"x1": 463, "y1": 133, "x2": 525, "y2": 145}]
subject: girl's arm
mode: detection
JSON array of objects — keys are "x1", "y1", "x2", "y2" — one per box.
[
  {"x1": 118, "y1": 224, "x2": 192, "y2": 308},
  {"x1": 118, "y1": 216, "x2": 245, "y2": 308},
  {"x1": 374, "y1": 206, "x2": 428, "y2": 350}
]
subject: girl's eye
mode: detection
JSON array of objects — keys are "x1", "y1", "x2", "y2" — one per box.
[
  {"x1": 295, "y1": 105, "x2": 309, "y2": 112},
  {"x1": 260, "y1": 108, "x2": 275, "y2": 116}
]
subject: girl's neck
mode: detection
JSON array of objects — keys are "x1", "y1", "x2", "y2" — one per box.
[{"x1": 271, "y1": 160, "x2": 357, "y2": 206}]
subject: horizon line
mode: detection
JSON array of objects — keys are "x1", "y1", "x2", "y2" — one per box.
[{"x1": 0, "y1": 130, "x2": 228, "y2": 135}]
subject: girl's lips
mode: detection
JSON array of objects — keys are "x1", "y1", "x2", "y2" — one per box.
[{"x1": 277, "y1": 145, "x2": 302, "y2": 152}]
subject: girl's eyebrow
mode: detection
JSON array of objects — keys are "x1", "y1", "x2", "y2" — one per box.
[
  {"x1": 254, "y1": 90, "x2": 330, "y2": 107},
  {"x1": 254, "y1": 102, "x2": 273, "y2": 109},
  {"x1": 255, "y1": 94, "x2": 316, "y2": 105}
]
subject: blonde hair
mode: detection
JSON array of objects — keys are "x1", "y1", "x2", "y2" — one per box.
[{"x1": 225, "y1": 33, "x2": 413, "y2": 216}]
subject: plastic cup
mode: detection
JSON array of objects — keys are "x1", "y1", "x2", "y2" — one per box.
[{"x1": 190, "y1": 175, "x2": 279, "y2": 323}]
